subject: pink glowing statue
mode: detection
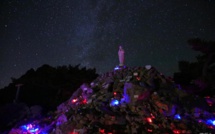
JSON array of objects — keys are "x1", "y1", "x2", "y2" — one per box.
[{"x1": 118, "y1": 45, "x2": 125, "y2": 66}]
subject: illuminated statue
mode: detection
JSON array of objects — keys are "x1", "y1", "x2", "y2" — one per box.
[
  {"x1": 114, "y1": 45, "x2": 126, "y2": 70},
  {"x1": 118, "y1": 45, "x2": 125, "y2": 66}
]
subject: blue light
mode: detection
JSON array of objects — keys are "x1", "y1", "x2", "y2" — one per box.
[
  {"x1": 29, "y1": 127, "x2": 39, "y2": 132},
  {"x1": 113, "y1": 100, "x2": 119, "y2": 105},
  {"x1": 114, "y1": 66, "x2": 120, "y2": 70},
  {"x1": 20, "y1": 123, "x2": 40, "y2": 133},
  {"x1": 114, "y1": 65, "x2": 126, "y2": 70},
  {"x1": 20, "y1": 125, "x2": 28, "y2": 131},
  {"x1": 110, "y1": 99, "x2": 119, "y2": 106},
  {"x1": 174, "y1": 114, "x2": 181, "y2": 120},
  {"x1": 206, "y1": 119, "x2": 215, "y2": 126}
]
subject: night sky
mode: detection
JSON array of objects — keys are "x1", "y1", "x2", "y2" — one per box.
[{"x1": 1, "y1": 0, "x2": 215, "y2": 88}]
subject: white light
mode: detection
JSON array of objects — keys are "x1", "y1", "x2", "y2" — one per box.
[{"x1": 213, "y1": 120, "x2": 215, "y2": 125}]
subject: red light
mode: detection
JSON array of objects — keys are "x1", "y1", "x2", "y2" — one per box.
[
  {"x1": 173, "y1": 129, "x2": 181, "y2": 134},
  {"x1": 208, "y1": 125, "x2": 214, "y2": 129},
  {"x1": 70, "y1": 132, "x2": 78, "y2": 134},
  {"x1": 136, "y1": 77, "x2": 141, "y2": 80},
  {"x1": 99, "y1": 129, "x2": 105, "y2": 133},
  {"x1": 150, "y1": 113, "x2": 155, "y2": 118},
  {"x1": 113, "y1": 92, "x2": 117, "y2": 95},
  {"x1": 147, "y1": 129, "x2": 153, "y2": 132},
  {"x1": 147, "y1": 117, "x2": 152, "y2": 123},
  {"x1": 82, "y1": 99, "x2": 87, "y2": 104}
]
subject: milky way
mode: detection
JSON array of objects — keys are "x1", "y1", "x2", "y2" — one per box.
[{"x1": 1, "y1": 0, "x2": 215, "y2": 88}]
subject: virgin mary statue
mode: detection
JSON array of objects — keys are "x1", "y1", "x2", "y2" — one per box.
[{"x1": 118, "y1": 45, "x2": 125, "y2": 66}]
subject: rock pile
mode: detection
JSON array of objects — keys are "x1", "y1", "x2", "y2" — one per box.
[{"x1": 9, "y1": 66, "x2": 215, "y2": 134}]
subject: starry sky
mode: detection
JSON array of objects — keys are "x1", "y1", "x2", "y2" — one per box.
[{"x1": 1, "y1": 0, "x2": 215, "y2": 88}]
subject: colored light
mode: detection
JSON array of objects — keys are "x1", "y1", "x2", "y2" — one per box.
[
  {"x1": 99, "y1": 129, "x2": 105, "y2": 133},
  {"x1": 27, "y1": 124, "x2": 33, "y2": 129},
  {"x1": 136, "y1": 76, "x2": 141, "y2": 80},
  {"x1": 72, "y1": 99, "x2": 77, "y2": 103},
  {"x1": 110, "y1": 99, "x2": 119, "y2": 106},
  {"x1": 213, "y1": 120, "x2": 215, "y2": 125},
  {"x1": 208, "y1": 125, "x2": 214, "y2": 129},
  {"x1": 114, "y1": 66, "x2": 120, "y2": 70},
  {"x1": 174, "y1": 114, "x2": 181, "y2": 120},
  {"x1": 71, "y1": 132, "x2": 79, "y2": 134},
  {"x1": 150, "y1": 113, "x2": 155, "y2": 118},
  {"x1": 173, "y1": 129, "x2": 181, "y2": 134},
  {"x1": 20, "y1": 123, "x2": 40, "y2": 133},
  {"x1": 206, "y1": 119, "x2": 215, "y2": 126},
  {"x1": 20, "y1": 125, "x2": 28, "y2": 131},
  {"x1": 147, "y1": 129, "x2": 153, "y2": 132},
  {"x1": 29, "y1": 128, "x2": 39, "y2": 132},
  {"x1": 82, "y1": 99, "x2": 87, "y2": 104},
  {"x1": 147, "y1": 117, "x2": 152, "y2": 123},
  {"x1": 113, "y1": 92, "x2": 117, "y2": 95}
]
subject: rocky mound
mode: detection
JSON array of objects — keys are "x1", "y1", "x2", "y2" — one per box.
[{"x1": 9, "y1": 66, "x2": 215, "y2": 134}]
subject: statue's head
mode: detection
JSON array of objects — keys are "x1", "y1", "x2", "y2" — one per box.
[{"x1": 119, "y1": 45, "x2": 123, "y2": 49}]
